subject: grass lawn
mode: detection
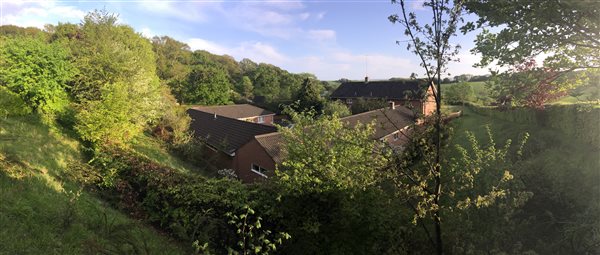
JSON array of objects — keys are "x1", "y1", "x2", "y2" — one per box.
[{"x1": 0, "y1": 115, "x2": 187, "y2": 254}]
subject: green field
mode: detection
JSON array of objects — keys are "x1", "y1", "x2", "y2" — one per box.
[
  {"x1": 0, "y1": 116, "x2": 188, "y2": 254},
  {"x1": 442, "y1": 80, "x2": 600, "y2": 106}
]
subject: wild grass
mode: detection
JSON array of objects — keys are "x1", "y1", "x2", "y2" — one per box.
[
  {"x1": 129, "y1": 132, "x2": 213, "y2": 176},
  {"x1": 0, "y1": 115, "x2": 187, "y2": 254}
]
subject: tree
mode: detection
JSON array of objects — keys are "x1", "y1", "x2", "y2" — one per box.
[
  {"x1": 294, "y1": 78, "x2": 324, "y2": 112},
  {"x1": 389, "y1": 0, "x2": 465, "y2": 253},
  {"x1": 184, "y1": 65, "x2": 232, "y2": 105},
  {"x1": 252, "y1": 64, "x2": 281, "y2": 103},
  {"x1": 322, "y1": 101, "x2": 351, "y2": 117},
  {"x1": 151, "y1": 36, "x2": 192, "y2": 103},
  {"x1": 488, "y1": 59, "x2": 576, "y2": 108},
  {"x1": 444, "y1": 82, "x2": 474, "y2": 105},
  {"x1": 0, "y1": 36, "x2": 75, "y2": 120},
  {"x1": 464, "y1": 0, "x2": 600, "y2": 102},
  {"x1": 276, "y1": 108, "x2": 390, "y2": 194},
  {"x1": 237, "y1": 76, "x2": 254, "y2": 99},
  {"x1": 69, "y1": 10, "x2": 165, "y2": 145}
]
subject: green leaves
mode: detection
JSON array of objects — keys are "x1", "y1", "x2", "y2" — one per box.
[
  {"x1": 0, "y1": 36, "x2": 75, "y2": 119},
  {"x1": 277, "y1": 109, "x2": 390, "y2": 194}
]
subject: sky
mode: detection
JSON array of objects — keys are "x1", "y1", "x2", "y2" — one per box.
[{"x1": 1, "y1": 0, "x2": 491, "y2": 80}]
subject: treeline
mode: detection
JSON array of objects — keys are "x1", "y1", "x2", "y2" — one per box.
[
  {"x1": 0, "y1": 10, "x2": 331, "y2": 146},
  {"x1": 151, "y1": 36, "x2": 337, "y2": 112}
]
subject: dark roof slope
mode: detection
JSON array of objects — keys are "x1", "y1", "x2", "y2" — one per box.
[
  {"x1": 341, "y1": 106, "x2": 415, "y2": 139},
  {"x1": 330, "y1": 80, "x2": 426, "y2": 100},
  {"x1": 254, "y1": 106, "x2": 416, "y2": 164},
  {"x1": 187, "y1": 109, "x2": 277, "y2": 155},
  {"x1": 255, "y1": 132, "x2": 284, "y2": 165},
  {"x1": 192, "y1": 104, "x2": 274, "y2": 119}
]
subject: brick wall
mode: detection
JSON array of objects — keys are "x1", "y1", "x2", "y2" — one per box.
[{"x1": 233, "y1": 138, "x2": 276, "y2": 183}]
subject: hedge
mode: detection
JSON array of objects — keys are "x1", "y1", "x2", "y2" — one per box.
[{"x1": 468, "y1": 104, "x2": 600, "y2": 148}]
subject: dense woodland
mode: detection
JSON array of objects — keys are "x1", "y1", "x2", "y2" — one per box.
[{"x1": 1, "y1": 1, "x2": 599, "y2": 254}]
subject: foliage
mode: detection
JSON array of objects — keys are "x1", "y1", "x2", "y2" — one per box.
[
  {"x1": 391, "y1": 120, "x2": 530, "y2": 253},
  {"x1": 443, "y1": 82, "x2": 474, "y2": 105},
  {"x1": 350, "y1": 97, "x2": 389, "y2": 114},
  {"x1": 226, "y1": 205, "x2": 290, "y2": 255},
  {"x1": 321, "y1": 101, "x2": 351, "y2": 117},
  {"x1": 464, "y1": 0, "x2": 599, "y2": 70},
  {"x1": 67, "y1": 10, "x2": 165, "y2": 145},
  {"x1": 0, "y1": 36, "x2": 75, "y2": 120},
  {"x1": 276, "y1": 108, "x2": 390, "y2": 194},
  {"x1": 184, "y1": 65, "x2": 232, "y2": 105},
  {"x1": 488, "y1": 59, "x2": 581, "y2": 108},
  {"x1": 237, "y1": 76, "x2": 254, "y2": 99},
  {"x1": 294, "y1": 78, "x2": 324, "y2": 112},
  {"x1": 0, "y1": 86, "x2": 31, "y2": 117},
  {"x1": 464, "y1": 0, "x2": 600, "y2": 107},
  {"x1": 389, "y1": 1, "x2": 465, "y2": 252}
]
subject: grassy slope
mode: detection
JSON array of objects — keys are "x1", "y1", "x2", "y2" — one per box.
[
  {"x1": 130, "y1": 133, "x2": 214, "y2": 177},
  {"x1": 0, "y1": 116, "x2": 187, "y2": 254},
  {"x1": 445, "y1": 105, "x2": 599, "y2": 253}
]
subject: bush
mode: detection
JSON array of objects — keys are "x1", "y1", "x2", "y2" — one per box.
[{"x1": 0, "y1": 86, "x2": 31, "y2": 117}]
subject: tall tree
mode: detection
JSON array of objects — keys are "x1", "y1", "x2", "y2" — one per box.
[
  {"x1": 389, "y1": 0, "x2": 464, "y2": 253},
  {"x1": 295, "y1": 78, "x2": 324, "y2": 112},
  {"x1": 464, "y1": 0, "x2": 600, "y2": 105},
  {"x1": 69, "y1": 10, "x2": 165, "y2": 145},
  {"x1": 184, "y1": 65, "x2": 231, "y2": 105}
]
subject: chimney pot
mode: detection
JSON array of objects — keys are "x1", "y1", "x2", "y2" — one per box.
[
  {"x1": 214, "y1": 112, "x2": 217, "y2": 119},
  {"x1": 390, "y1": 101, "x2": 396, "y2": 110},
  {"x1": 365, "y1": 76, "x2": 369, "y2": 83}
]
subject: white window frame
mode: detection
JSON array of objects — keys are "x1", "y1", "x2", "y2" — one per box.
[
  {"x1": 251, "y1": 163, "x2": 268, "y2": 178},
  {"x1": 393, "y1": 132, "x2": 399, "y2": 141},
  {"x1": 346, "y1": 98, "x2": 353, "y2": 104},
  {"x1": 257, "y1": 116, "x2": 265, "y2": 123}
]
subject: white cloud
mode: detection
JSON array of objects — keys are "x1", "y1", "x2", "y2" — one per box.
[
  {"x1": 140, "y1": 27, "x2": 154, "y2": 38},
  {"x1": 410, "y1": 0, "x2": 427, "y2": 11},
  {"x1": 307, "y1": 29, "x2": 336, "y2": 42},
  {"x1": 135, "y1": 1, "x2": 219, "y2": 23},
  {"x1": 187, "y1": 38, "x2": 288, "y2": 65},
  {"x1": 2, "y1": 1, "x2": 85, "y2": 28}
]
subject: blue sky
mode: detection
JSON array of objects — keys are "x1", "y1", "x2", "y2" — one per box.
[{"x1": 1, "y1": 0, "x2": 490, "y2": 80}]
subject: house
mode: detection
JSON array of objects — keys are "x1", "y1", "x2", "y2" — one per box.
[
  {"x1": 330, "y1": 78, "x2": 437, "y2": 116},
  {"x1": 186, "y1": 108, "x2": 277, "y2": 170},
  {"x1": 233, "y1": 105, "x2": 416, "y2": 183},
  {"x1": 191, "y1": 104, "x2": 275, "y2": 125}
]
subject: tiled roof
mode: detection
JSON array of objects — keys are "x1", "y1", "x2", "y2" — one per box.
[
  {"x1": 330, "y1": 80, "x2": 426, "y2": 100},
  {"x1": 340, "y1": 106, "x2": 415, "y2": 139},
  {"x1": 192, "y1": 104, "x2": 274, "y2": 119},
  {"x1": 187, "y1": 109, "x2": 277, "y2": 155},
  {"x1": 254, "y1": 106, "x2": 416, "y2": 164},
  {"x1": 255, "y1": 132, "x2": 284, "y2": 165}
]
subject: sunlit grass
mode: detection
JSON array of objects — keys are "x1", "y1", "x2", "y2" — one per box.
[{"x1": 0, "y1": 115, "x2": 187, "y2": 254}]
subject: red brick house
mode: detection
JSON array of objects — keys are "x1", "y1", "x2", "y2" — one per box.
[
  {"x1": 186, "y1": 108, "x2": 277, "y2": 171},
  {"x1": 192, "y1": 104, "x2": 275, "y2": 125},
  {"x1": 233, "y1": 105, "x2": 416, "y2": 183},
  {"x1": 330, "y1": 78, "x2": 436, "y2": 116}
]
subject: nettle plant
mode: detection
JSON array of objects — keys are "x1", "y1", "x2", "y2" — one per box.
[{"x1": 225, "y1": 205, "x2": 290, "y2": 255}]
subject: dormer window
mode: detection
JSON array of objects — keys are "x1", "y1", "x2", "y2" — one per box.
[{"x1": 257, "y1": 116, "x2": 264, "y2": 123}]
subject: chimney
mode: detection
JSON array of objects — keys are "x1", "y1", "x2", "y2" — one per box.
[
  {"x1": 213, "y1": 112, "x2": 217, "y2": 119},
  {"x1": 390, "y1": 101, "x2": 396, "y2": 110},
  {"x1": 364, "y1": 76, "x2": 369, "y2": 83}
]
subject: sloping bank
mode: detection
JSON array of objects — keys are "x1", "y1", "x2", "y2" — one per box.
[{"x1": 467, "y1": 104, "x2": 600, "y2": 148}]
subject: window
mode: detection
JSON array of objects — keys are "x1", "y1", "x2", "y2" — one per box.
[
  {"x1": 346, "y1": 98, "x2": 353, "y2": 104},
  {"x1": 251, "y1": 163, "x2": 268, "y2": 178},
  {"x1": 393, "y1": 133, "x2": 399, "y2": 141},
  {"x1": 257, "y1": 116, "x2": 264, "y2": 123}
]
